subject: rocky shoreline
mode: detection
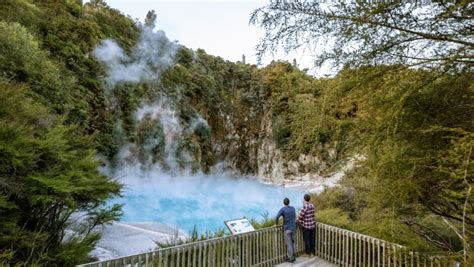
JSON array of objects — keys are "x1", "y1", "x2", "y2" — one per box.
[{"x1": 91, "y1": 222, "x2": 185, "y2": 261}]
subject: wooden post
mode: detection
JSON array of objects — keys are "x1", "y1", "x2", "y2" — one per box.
[
  {"x1": 382, "y1": 241, "x2": 385, "y2": 267},
  {"x1": 319, "y1": 224, "x2": 323, "y2": 257},
  {"x1": 348, "y1": 232, "x2": 354, "y2": 266},
  {"x1": 363, "y1": 234, "x2": 367, "y2": 267},
  {"x1": 358, "y1": 234, "x2": 362, "y2": 267},
  {"x1": 246, "y1": 234, "x2": 251, "y2": 267},
  {"x1": 329, "y1": 225, "x2": 334, "y2": 262},
  {"x1": 218, "y1": 239, "x2": 223, "y2": 267},
  {"x1": 182, "y1": 247, "x2": 188, "y2": 267},
  {"x1": 336, "y1": 228, "x2": 340, "y2": 265}
]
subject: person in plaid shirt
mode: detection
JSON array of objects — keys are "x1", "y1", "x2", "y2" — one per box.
[{"x1": 297, "y1": 194, "x2": 316, "y2": 256}]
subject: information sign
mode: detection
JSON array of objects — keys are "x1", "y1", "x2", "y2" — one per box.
[{"x1": 224, "y1": 218, "x2": 255, "y2": 235}]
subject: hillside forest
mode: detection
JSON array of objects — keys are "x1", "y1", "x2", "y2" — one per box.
[{"x1": 0, "y1": 0, "x2": 472, "y2": 266}]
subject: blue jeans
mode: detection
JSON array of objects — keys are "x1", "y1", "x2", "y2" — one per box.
[{"x1": 284, "y1": 229, "x2": 296, "y2": 260}]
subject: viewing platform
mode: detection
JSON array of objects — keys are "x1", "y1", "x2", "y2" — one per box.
[
  {"x1": 77, "y1": 222, "x2": 462, "y2": 267},
  {"x1": 275, "y1": 256, "x2": 336, "y2": 267}
]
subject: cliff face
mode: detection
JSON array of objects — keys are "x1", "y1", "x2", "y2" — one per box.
[
  {"x1": 209, "y1": 100, "x2": 338, "y2": 185},
  {"x1": 0, "y1": 0, "x2": 347, "y2": 191},
  {"x1": 100, "y1": 50, "x2": 342, "y2": 183},
  {"x1": 256, "y1": 109, "x2": 285, "y2": 183},
  {"x1": 198, "y1": 62, "x2": 341, "y2": 184},
  {"x1": 159, "y1": 59, "x2": 345, "y2": 183}
]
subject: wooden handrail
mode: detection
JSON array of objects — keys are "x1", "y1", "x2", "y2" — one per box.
[{"x1": 77, "y1": 222, "x2": 463, "y2": 267}]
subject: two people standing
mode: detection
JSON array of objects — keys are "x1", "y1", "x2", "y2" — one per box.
[{"x1": 275, "y1": 194, "x2": 315, "y2": 262}]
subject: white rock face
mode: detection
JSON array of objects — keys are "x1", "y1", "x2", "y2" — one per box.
[
  {"x1": 256, "y1": 110, "x2": 332, "y2": 186},
  {"x1": 212, "y1": 104, "x2": 354, "y2": 190},
  {"x1": 90, "y1": 222, "x2": 185, "y2": 261},
  {"x1": 257, "y1": 111, "x2": 285, "y2": 183}
]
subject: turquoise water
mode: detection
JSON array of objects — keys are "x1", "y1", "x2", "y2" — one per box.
[{"x1": 111, "y1": 173, "x2": 304, "y2": 233}]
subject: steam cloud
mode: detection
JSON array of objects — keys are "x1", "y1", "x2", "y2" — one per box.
[
  {"x1": 92, "y1": 20, "x2": 303, "y2": 237},
  {"x1": 93, "y1": 26, "x2": 180, "y2": 87},
  {"x1": 103, "y1": 166, "x2": 304, "y2": 232},
  {"x1": 133, "y1": 98, "x2": 208, "y2": 170}
]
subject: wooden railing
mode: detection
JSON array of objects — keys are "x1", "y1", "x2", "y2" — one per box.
[
  {"x1": 314, "y1": 223, "x2": 462, "y2": 267},
  {"x1": 78, "y1": 222, "x2": 463, "y2": 267}
]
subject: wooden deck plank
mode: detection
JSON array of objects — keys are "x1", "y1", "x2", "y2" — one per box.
[{"x1": 275, "y1": 256, "x2": 337, "y2": 267}]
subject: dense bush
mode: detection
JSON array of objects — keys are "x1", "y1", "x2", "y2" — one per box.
[
  {"x1": 0, "y1": 79, "x2": 121, "y2": 266},
  {"x1": 0, "y1": 0, "x2": 472, "y2": 264}
]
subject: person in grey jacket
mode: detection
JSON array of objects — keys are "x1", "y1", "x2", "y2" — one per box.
[{"x1": 275, "y1": 197, "x2": 296, "y2": 263}]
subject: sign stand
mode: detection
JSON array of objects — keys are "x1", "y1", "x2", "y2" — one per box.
[
  {"x1": 224, "y1": 218, "x2": 255, "y2": 235},
  {"x1": 224, "y1": 218, "x2": 255, "y2": 266}
]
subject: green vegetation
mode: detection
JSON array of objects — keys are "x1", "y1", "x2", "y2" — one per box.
[
  {"x1": 0, "y1": 0, "x2": 472, "y2": 265},
  {"x1": 155, "y1": 214, "x2": 274, "y2": 249},
  {"x1": 253, "y1": 1, "x2": 473, "y2": 263},
  {"x1": 0, "y1": 79, "x2": 121, "y2": 266},
  {"x1": 155, "y1": 225, "x2": 226, "y2": 249},
  {"x1": 251, "y1": 1, "x2": 472, "y2": 69},
  {"x1": 0, "y1": 0, "x2": 267, "y2": 264},
  {"x1": 0, "y1": 1, "x2": 136, "y2": 265}
]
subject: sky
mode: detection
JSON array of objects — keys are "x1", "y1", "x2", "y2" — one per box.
[{"x1": 92, "y1": 0, "x2": 324, "y2": 74}]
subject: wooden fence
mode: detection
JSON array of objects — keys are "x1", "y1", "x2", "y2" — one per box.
[
  {"x1": 314, "y1": 223, "x2": 462, "y2": 267},
  {"x1": 77, "y1": 222, "x2": 462, "y2": 267}
]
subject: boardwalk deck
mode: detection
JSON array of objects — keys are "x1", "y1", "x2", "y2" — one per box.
[
  {"x1": 77, "y1": 222, "x2": 462, "y2": 267},
  {"x1": 275, "y1": 256, "x2": 337, "y2": 267}
]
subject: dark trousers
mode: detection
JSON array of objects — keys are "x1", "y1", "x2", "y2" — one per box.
[{"x1": 302, "y1": 227, "x2": 315, "y2": 254}]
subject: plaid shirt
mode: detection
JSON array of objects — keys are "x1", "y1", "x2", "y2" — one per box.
[{"x1": 298, "y1": 202, "x2": 315, "y2": 229}]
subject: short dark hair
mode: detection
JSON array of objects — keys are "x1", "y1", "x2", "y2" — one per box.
[
  {"x1": 283, "y1": 198, "x2": 290, "y2": 205},
  {"x1": 304, "y1": 194, "x2": 311, "y2": 201}
]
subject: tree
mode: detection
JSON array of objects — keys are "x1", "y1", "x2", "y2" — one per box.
[
  {"x1": 351, "y1": 68, "x2": 474, "y2": 253},
  {"x1": 252, "y1": 2, "x2": 474, "y2": 260},
  {"x1": 0, "y1": 21, "x2": 75, "y2": 113},
  {"x1": 145, "y1": 10, "x2": 157, "y2": 28},
  {"x1": 86, "y1": 0, "x2": 108, "y2": 10},
  {"x1": 0, "y1": 79, "x2": 122, "y2": 266},
  {"x1": 251, "y1": 1, "x2": 473, "y2": 70}
]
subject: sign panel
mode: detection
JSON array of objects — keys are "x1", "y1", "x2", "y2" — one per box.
[{"x1": 224, "y1": 218, "x2": 255, "y2": 235}]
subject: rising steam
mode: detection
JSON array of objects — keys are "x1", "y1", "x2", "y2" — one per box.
[
  {"x1": 93, "y1": 25, "x2": 180, "y2": 88},
  {"x1": 92, "y1": 16, "x2": 304, "y2": 240},
  {"x1": 92, "y1": 21, "x2": 206, "y2": 171}
]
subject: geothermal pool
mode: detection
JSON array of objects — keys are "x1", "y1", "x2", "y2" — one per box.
[{"x1": 109, "y1": 170, "x2": 305, "y2": 234}]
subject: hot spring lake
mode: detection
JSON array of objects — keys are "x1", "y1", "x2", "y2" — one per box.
[{"x1": 108, "y1": 171, "x2": 305, "y2": 234}]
